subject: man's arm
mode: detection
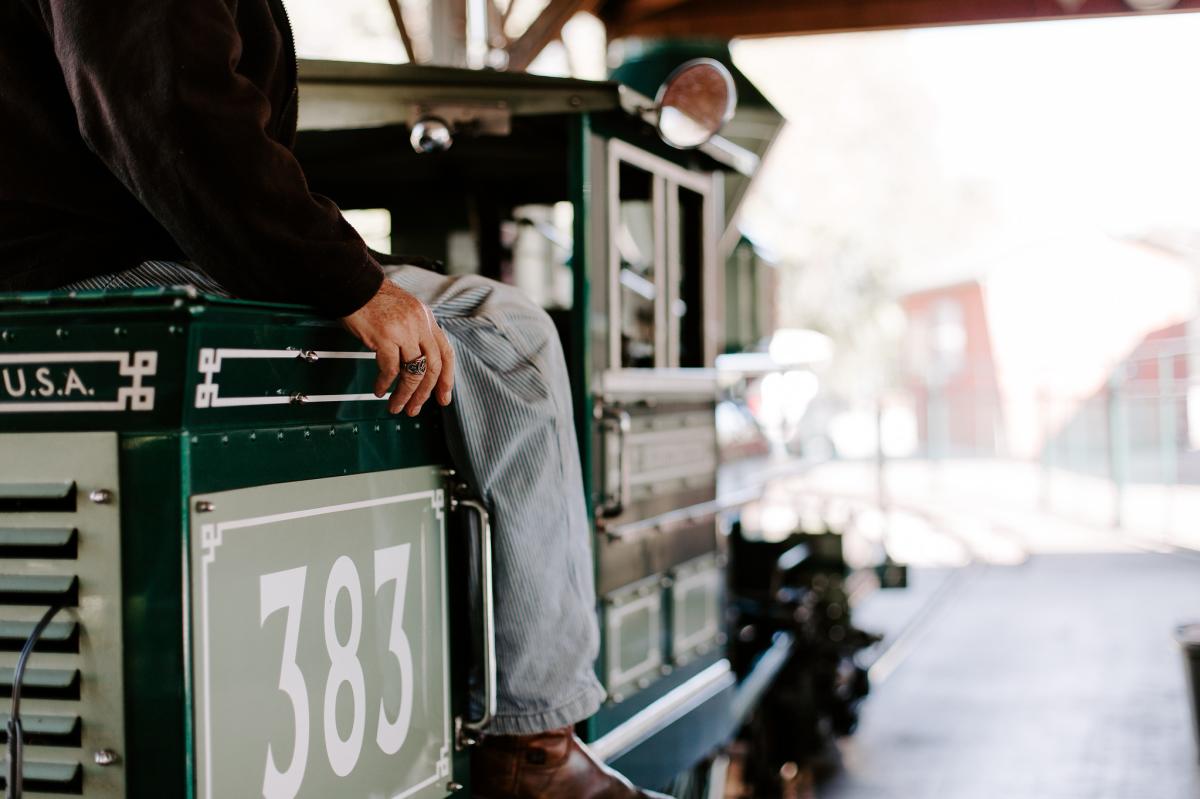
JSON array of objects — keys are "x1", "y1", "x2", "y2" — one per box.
[
  {"x1": 39, "y1": 0, "x2": 380, "y2": 316},
  {"x1": 40, "y1": 0, "x2": 453, "y2": 413}
]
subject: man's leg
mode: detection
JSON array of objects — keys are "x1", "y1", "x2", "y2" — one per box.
[
  {"x1": 388, "y1": 266, "x2": 606, "y2": 732},
  {"x1": 390, "y1": 266, "x2": 669, "y2": 799},
  {"x1": 56, "y1": 260, "x2": 233, "y2": 295}
]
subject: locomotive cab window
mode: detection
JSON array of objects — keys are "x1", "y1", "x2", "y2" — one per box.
[
  {"x1": 607, "y1": 140, "x2": 716, "y2": 371},
  {"x1": 294, "y1": 112, "x2": 579, "y2": 320},
  {"x1": 616, "y1": 162, "x2": 658, "y2": 368}
]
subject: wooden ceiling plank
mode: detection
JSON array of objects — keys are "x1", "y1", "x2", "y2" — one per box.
[
  {"x1": 506, "y1": 0, "x2": 604, "y2": 71},
  {"x1": 384, "y1": 0, "x2": 417, "y2": 63},
  {"x1": 608, "y1": 0, "x2": 695, "y2": 25},
  {"x1": 603, "y1": 0, "x2": 1200, "y2": 38},
  {"x1": 489, "y1": 0, "x2": 508, "y2": 45}
]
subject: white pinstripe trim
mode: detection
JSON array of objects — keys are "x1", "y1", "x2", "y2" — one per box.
[
  {"x1": 194, "y1": 348, "x2": 384, "y2": 408},
  {"x1": 0, "y1": 351, "x2": 158, "y2": 412}
]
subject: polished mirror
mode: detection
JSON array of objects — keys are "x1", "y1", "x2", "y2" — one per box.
[{"x1": 655, "y1": 59, "x2": 737, "y2": 150}]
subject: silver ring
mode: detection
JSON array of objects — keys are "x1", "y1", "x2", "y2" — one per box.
[{"x1": 404, "y1": 356, "x2": 428, "y2": 377}]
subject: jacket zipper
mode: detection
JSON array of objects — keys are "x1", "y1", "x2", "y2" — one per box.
[{"x1": 268, "y1": 0, "x2": 300, "y2": 136}]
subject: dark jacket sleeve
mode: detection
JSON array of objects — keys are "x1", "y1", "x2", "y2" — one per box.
[{"x1": 37, "y1": 0, "x2": 383, "y2": 316}]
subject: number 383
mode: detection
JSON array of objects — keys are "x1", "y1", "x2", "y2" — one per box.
[{"x1": 258, "y1": 545, "x2": 415, "y2": 798}]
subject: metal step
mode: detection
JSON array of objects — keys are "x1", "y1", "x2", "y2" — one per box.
[
  {"x1": 0, "y1": 713, "x2": 82, "y2": 747},
  {"x1": 0, "y1": 760, "x2": 82, "y2": 794},
  {"x1": 0, "y1": 620, "x2": 79, "y2": 653},
  {"x1": 0, "y1": 575, "x2": 78, "y2": 606},
  {"x1": 0, "y1": 482, "x2": 76, "y2": 513},
  {"x1": 0, "y1": 667, "x2": 81, "y2": 700},
  {"x1": 0, "y1": 528, "x2": 78, "y2": 559}
]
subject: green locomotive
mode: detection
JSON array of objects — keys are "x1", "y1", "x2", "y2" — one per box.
[{"x1": 0, "y1": 57, "x2": 872, "y2": 798}]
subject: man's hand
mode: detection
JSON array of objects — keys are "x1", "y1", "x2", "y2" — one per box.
[{"x1": 342, "y1": 280, "x2": 455, "y2": 415}]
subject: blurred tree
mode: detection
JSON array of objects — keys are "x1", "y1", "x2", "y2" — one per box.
[{"x1": 732, "y1": 33, "x2": 1001, "y2": 396}]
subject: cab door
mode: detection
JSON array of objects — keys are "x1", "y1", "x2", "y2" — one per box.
[{"x1": 591, "y1": 137, "x2": 726, "y2": 705}]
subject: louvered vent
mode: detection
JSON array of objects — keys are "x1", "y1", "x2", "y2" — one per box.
[{"x1": 0, "y1": 435, "x2": 127, "y2": 797}]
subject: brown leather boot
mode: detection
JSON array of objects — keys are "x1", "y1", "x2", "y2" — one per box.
[{"x1": 471, "y1": 726, "x2": 675, "y2": 799}]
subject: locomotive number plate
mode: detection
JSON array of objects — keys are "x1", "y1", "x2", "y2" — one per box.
[{"x1": 189, "y1": 467, "x2": 452, "y2": 799}]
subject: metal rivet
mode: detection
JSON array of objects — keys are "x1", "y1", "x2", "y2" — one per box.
[
  {"x1": 195, "y1": 501, "x2": 215, "y2": 513},
  {"x1": 94, "y1": 749, "x2": 119, "y2": 766},
  {"x1": 446, "y1": 783, "x2": 463, "y2": 792},
  {"x1": 56, "y1": 328, "x2": 68, "y2": 339},
  {"x1": 637, "y1": 676, "x2": 651, "y2": 689},
  {"x1": 89, "y1": 489, "x2": 113, "y2": 505}
]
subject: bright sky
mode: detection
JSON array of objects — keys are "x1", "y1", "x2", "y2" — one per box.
[
  {"x1": 906, "y1": 14, "x2": 1200, "y2": 233},
  {"x1": 723, "y1": 9, "x2": 1200, "y2": 326}
]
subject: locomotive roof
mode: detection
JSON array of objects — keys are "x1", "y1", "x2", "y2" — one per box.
[
  {"x1": 0, "y1": 286, "x2": 297, "y2": 311},
  {"x1": 299, "y1": 59, "x2": 624, "y2": 120},
  {"x1": 297, "y1": 59, "x2": 756, "y2": 175}
]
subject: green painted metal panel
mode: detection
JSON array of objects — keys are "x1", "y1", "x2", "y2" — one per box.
[
  {"x1": 0, "y1": 295, "x2": 461, "y2": 796},
  {"x1": 186, "y1": 418, "x2": 446, "y2": 497},
  {"x1": 0, "y1": 293, "x2": 448, "y2": 433},
  {"x1": 117, "y1": 433, "x2": 190, "y2": 796},
  {"x1": 189, "y1": 466, "x2": 452, "y2": 799},
  {"x1": 0, "y1": 304, "x2": 190, "y2": 432},
  {"x1": 569, "y1": 113, "x2": 596, "y2": 518}
]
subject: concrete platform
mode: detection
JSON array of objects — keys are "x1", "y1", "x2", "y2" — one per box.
[{"x1": 822, "y1": 553, "x2": 1200, "y2": 799}]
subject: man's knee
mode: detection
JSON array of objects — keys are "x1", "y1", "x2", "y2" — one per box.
[{"x1": 461, "y1": 276, "x2": 560, "y2": 353}]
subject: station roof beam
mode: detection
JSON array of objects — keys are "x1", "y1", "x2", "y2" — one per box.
[{"x1": 600, "y1": 0, "x2": 1200, "y2": 39}]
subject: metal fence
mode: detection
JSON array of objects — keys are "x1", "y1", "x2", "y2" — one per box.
[{"x1": 894, "y1": 334, "x2": 1200, "y2": 545}]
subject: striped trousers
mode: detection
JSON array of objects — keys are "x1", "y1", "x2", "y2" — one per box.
[{"x1": 62, "y1": 261, "x2": 605, "y2": 734}]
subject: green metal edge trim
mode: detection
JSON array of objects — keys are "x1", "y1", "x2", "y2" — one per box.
[
  {"x1": 118, "y1": 434, "x2": 190, "y2": 796},
  {"x1": 570, "y1": 113, "x2": 594, "y2": 520},
  {"x1": 180, "y1": 432, "x2": 197, "y2": 799}
]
